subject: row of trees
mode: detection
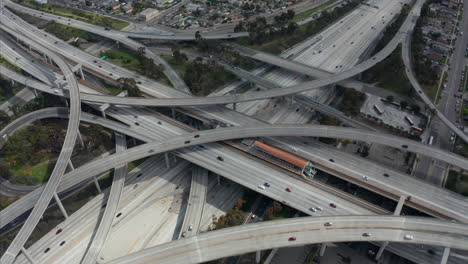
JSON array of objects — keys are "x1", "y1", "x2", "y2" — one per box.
[
  {"x1": 183, "y1": 57, "x2": 233, "y2": 96},
  {"x1": 213, "y1": 199, "x2": 246, "y2": 230}
]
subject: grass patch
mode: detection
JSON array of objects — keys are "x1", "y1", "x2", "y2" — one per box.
[
  {"x1": 362, "y1": 47, "x2": 413, "y2": 97},
  {"x1": 0, "y1": 56, "x2": 21, "y2": 73},
  {"x1": 291, "y1": 0, "x2": 338, "y2": 22},
  {"x1": 127, "y1": 158, "x2": 147, "y2": 173},
  {"x1": 105, "y1": 84, "x2": 124, "y2": 95},
  {"x1": 422, "y1": 83, "x2": 438, "y2": 101},
  {"x1": 43, "y1": 22, "x2": 95, "y2": 42},
  {"x1": 15, "y1": 0, "x2": 129, "y2": 30},
  {"x1": 11, "y1": 161, "x2": 53, "y2": 185},
  {"x1": 445, "y1": 170, "x2": 468, "y2": 196}
]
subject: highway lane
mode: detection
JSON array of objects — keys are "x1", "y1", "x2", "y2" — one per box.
[
  {"x1": 0, "y1": 0, "x2": 424, "y2": 107},
  {"x1": 0, "y1": 26, "x2": 81, "y2": 264},
  {"x1": 80, "y1": 133, "x2": 128, "y2": 264},
  {"x1": 107, "y1": 215, "x2": 468, "y2": 264},
  {"x1": 402, "y1": 27, "x2": 468, "y2": 144},
  {"x1": 2, "y1": 122, "x2": 468, "y2": 230},
  {"x1": 12, "y1": 157, "x2": 189, "y2": 264},
  {"x1": 178, "y1": 167, "x2": 208, "y2": 238}
]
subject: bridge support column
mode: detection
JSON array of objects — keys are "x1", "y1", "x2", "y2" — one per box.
[
  {"x1": 32, "y1": 88, "x2": 38, "y2": 97},
  {"x1": 53, "y1": 192, "x2": 69, "y2": 219},
  {"x1": 164, "y1": 152, "x2": 170, "y2": 168},
  {"x1": 217, "y1": 175, "x2": 221, "y2": 186},
  {"x1": 440, "y1": 248, "x2": 450, "y2": 264},
  {"x1": 256, "y1": 251, "x2": 261, "y2": 263},
  {"x1": 62, "y1": 97, "x2": 69, "y2": 107},
  {"x1": 263, "y1": 248, "x2": 279, "y2": 264},
  {"x1": 21, "y1": 247, "x2": 36, "y2": 264},
  {"x1": 171, "y1": 108, "x2": 176, "y2": 119},
  {"x1": 233, "y1": 103, "x2": 237, "y2": 111},
  {"x1": 375, "y1": 242, "x2": 388, "y2": 261},
  {"x1": 10, "y1": 79, "x2": 15, "y2": 87},
  {"x1": 101, "y1": 110, "x2": 106, "y2": 118},
  {"x1": 77, "y1": 130, "x2": 85, "y2": 148},
  {"x1": 93, "y1": 176, "x2": 102, "y2": 193},
  {"x1": 394, "y1": 195, "x2": 407, "y2": 215},
  {"x1": 68, "y1": 160, "x2": 75, "y2": 170},
  {"x1": 319, "y1": 243, "x2": 327, "y2": 257},
  {"x1": 79, "y1": 67, "x2": 85, "y2": 80}
]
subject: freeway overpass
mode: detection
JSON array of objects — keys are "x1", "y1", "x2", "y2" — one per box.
[{"x1": 107, "y1": 215, "x2": 468, "y2": 264}]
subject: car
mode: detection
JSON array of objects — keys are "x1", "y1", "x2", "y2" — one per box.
[
  {"x1": 105, "y1": 27, "x2": 111, "y2": 31},
  {"x1": 181, "y1": 231, "x2": 186, "y2": 237},
  {"x1": 93, "y1": 60, "x2": 97, "y2": 63},
  {"x1": 258, "y1": 185, "x2": 266, "y2": 190},
  {"x1": 329, "y1": 158, "x2": 335, "y2": 162},
  {"x1": 137, "y1": 81, "x2": 142, "y2": 84},
  {"x1": 217, "y1": 156, "x2": 224, "y2": 161},
  {"x1": 309, "y1": 207, "x2": 317, "y2": 212},
  {"x1": 56, "y1": 228, "x2": 63, "y2": 235},
  {"x1": 148, "y1": 149, "x2": 155, "y2": 153},
  {"x1": 324, "y1": 222, "x2": 333, "y2": 226},
  {"x1": 404, "y1": 234, "x2": 414, "y2": 240},
  {"x1": 54, "y1": 41, "x2": 58, "y2": 44},
  {"x1": 188, "y1": 225, "x2": 193, "y2": 231},
  {"x1": 329, "y1": 203, "x2": 337, "y2": 208},
  {"x1": 98, "y1": 65, "x2": 102, "y2": 68},
  {"x1": 362, "y1": 232, "x2": 372, "y2": 237},
  {"x1": 251, "y1": 214, "x2": 256, "y2": 219},
  {"x1": 285, "y1": 187, "x2": 292, "y2": 192},
  {"x1": 315, "y1": 207, "x2": 323, "y2": 211},
  {"x1": 264, "y1": 182, "x2": 271, "y2": 187},
  {"x1": 53, "y1": 89, "x2": 60, "y2": 94},
  {"x1": 184, "y1": 140, "x2": 191, "y2": 144},
  {"x1": 44, "y1": 247, "x2": 50, "y2": 253},
  {"x1": 362, "y1": 176, "x2": 368, "y2": 180},
  {"x1": 288, "y1": 237, "x2": 297, "y2": 241}
]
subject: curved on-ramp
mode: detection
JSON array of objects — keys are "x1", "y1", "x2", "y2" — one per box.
[
  {"x1": 106, "y1": 215, "x2": 468, "y2": 264},
  {"x1": 0, "y1": 25, "x2": 81, "y2": 264},
  {"x1": 402, "y1": 30, "x2": 468, "y2": 143}
]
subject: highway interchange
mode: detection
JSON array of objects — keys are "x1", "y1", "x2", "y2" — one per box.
[{"x1": 1, "y1": 0, "x2": 468, "y2": 263}]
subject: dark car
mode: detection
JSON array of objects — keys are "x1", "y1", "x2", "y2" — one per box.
[
  {"x1": 217, "y1": 156, "x2": 224, "y2": 161},
  {"x1": 288, "y1": 237, "x2": 297, "y2": 241},
  {"x1": 329, "y1": 203, "x2": 337, "y2": 208}
]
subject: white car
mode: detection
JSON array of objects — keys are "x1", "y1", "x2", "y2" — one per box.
[
  {"x1": 258, "y1": 185, "x2": 266, "y2": 190},
  {"x1": 404, "y1": 234, "x2": 414, "y2": 240},
  {"x1": 53, "y1": 89, "x2": 60, "y2": 94},
  {"x1": 188, "y1": 225, "x2": 193, "y2": 231},
  {"x1": 362, "y1": 176, "x2": 369, "y2": 180}
]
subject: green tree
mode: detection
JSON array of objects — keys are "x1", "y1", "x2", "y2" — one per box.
[
  {"x1": 386, "y1": 95, "x2": 394, "y2": 102},
  {"x1": 400, "y1": 100, "x2": 408, "y2": 109},
  {"x1": 117, "y1": 78, "x2": 140, "y2": 97}
]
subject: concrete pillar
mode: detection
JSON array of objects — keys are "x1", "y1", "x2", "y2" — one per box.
[
  {"x1": 233, "y1": 103, "x2": 237, "y2": 111},
  {"x1": 21, "y1": 247, "x2": 36, "y2": 264},
  {"x1": 394, "y1": 195, "x2": 407, "y2": 215},
  {"x1": 132, "y1": 138, "x2": 137, "y2": 147},
  {"x1": 77, "y1": 130, "x2": 85, "y2": 148},
  {"x1": 53, "y1": 192, "x2": 69, "y2": 219},
  {"x1": 319, "y1": 243, "x2": 327, "y2": 257},
  {"x1": 62, "y1": 97, "x2": 69, "y2": 107},
  {"x1": 217, "y1": 175, "x2": 221, "y2": 186},
  {"x1": 164, "y1": 152, "x2": 170, "y2": 168},
  {"x1": 440, "y1": 248, "x2": 450, "y2": 264},
  {"x1": 255, "y1": 251, "x2": 261, "y2": 263},
  {"x1": 101, "y1": 110, "x2": 106, "y2": 118},
  {"x1": 93, "y1": 176, "x2": 102, "y2": 193},
  {"x1": 171, "y1": 108, "x2": 176, "y2": 119},
  {"x1": 375, "y1": 242, "x2": 388, "y2": 260},
  {"x1": 32, "y1": 88, "x2": 38, "y2": 97},
  {"x1": 68, "y1": 160, "x2": 75, "y2": 170},
  {"x1": 79, "y1": 67, "x2": 85, "y2": 80},
  {"x1": 10, "y1": 79, "x2": 15, "y2": 87},
  {"x1": 263, "y1": 248, "x2": 279, "y2": 264}
]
